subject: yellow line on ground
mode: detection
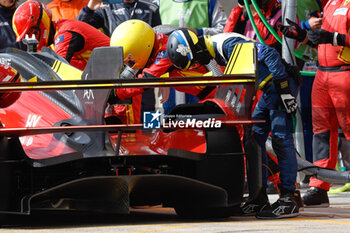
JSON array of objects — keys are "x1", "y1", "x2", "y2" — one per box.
[
  {"x1": 227, "y1": 217, "x2": 350, "y2": 225},
  {"x1": 295, "y1": 217, "x2": 350, "y2": 224},
  {"x1": 3, "y1": 216, "x2": 350, "y2": 233},
  {"x1": 197, "y1": 216, "x2": 350, "y2": 225},
  {"x1": 253, "y1": 223, "x2": 297, "y2": 229},
  {"x1": 128, "y1": 225, "x2": 193, "y2": 233},
  {"x1": 0, "y1": 224, "x2": 195, "y2": 233}
]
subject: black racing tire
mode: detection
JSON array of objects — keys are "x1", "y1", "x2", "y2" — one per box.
[{"x1": 0, "y1": 135, "x2": 12, "y2": 226}]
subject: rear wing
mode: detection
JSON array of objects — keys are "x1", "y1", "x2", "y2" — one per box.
[{"x1": 214, "y1": 42, "x2": 257, "y2": 119}]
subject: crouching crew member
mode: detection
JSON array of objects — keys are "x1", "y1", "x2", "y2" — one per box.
[
  {"x1": 107, "y1": 19, "x2": 211, "y2": 124},
  {"x1": 166, "y1": 30, "x2": 301, "y2": 219}
]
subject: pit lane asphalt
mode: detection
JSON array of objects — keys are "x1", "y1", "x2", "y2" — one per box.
[{"x1": 2, "y1": 187, "x2": 350, "y2": 233}]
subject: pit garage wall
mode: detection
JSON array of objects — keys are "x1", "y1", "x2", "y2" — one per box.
[{"x1": 24, "y1": 0, "x2": 238, "y2": 18}]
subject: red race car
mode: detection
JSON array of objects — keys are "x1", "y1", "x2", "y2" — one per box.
[{"x1": 0, "y1": 45, "x2": 261, "y2": 223}]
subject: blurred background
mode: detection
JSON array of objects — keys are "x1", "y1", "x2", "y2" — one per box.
[{"x1": 18, "y1": 0, "x2": 238, "y2": 17}]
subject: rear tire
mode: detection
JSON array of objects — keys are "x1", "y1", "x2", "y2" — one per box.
[{"x1": 0, "y1": 135, "x2": 12, "y2": 226}]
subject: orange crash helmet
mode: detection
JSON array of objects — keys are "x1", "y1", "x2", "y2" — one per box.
[
  {"x1": 12, "y1": 1, "x2": 52, "y2": 50},
  {"x1": 0, "y1": 65, "x2": 22, "y2": 108}
]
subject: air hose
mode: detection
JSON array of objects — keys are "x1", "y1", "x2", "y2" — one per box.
[
  {"x1": 205, "y1": 60, "x2": 224, "y2": 76},
  {"x1": 265, "y1": 137, "x2": 350, "y2": 184},
  {"x1": 243, "y1": 0, "x2": 267, "y2": 46},
  {"x1": 297, "y1": 156, "x2": 350, "y2": 184},
  {"x1": 244, "y1": 0, "x2": 317, "y2": 77}
]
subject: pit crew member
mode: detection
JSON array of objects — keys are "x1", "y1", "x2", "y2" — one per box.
[
  {"x1": 303, "y1": 0, "x2": 350, "y2": 207},
  {"x1": 278, "y1": 0, "x2": 350, "y2": 207},
  {"x1": 166, "y1": 29, "x2": 300, "y2": 219},
  {"x1": 106, "y1": 19, "x2": 212, "y2": 124},
  {"x1": 12, "y1": 0, "x2": 110, "y2": 70}
]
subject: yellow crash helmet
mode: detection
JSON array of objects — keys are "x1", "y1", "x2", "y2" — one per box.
[{"x1": 110, "y1": 19, "x2": 155, "y2": 70}]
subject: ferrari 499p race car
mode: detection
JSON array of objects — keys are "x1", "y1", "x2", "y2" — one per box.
[{"x1": 0, "y1": 44, "x2": 262, "y2": 224}]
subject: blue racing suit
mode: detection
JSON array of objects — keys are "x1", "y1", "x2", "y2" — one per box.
[{"x1": 212, "y1": 33, "x2": 298, "y2": 192}]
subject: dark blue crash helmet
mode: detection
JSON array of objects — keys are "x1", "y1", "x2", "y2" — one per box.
[{"x1": 167, "y1": 29, "x2": 211, "y2": 70}]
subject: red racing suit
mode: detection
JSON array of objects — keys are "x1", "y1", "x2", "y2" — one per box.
[
  {"x1": 224, "y1": 0, "x2": 283, "y2": 50},
  {"x1": 108, "y1": 33, "x2": 211, "y2": 124},
  {"x1": 53, "y1": 19, "x2": 110, "y2": 70},
  {"x1": 224, "y1": 6, "x2": 245, "y2": 34},
  {"x1": 310, "y1": 0, "x2": 350, "y2": 190},
  {"x1": 107, "y1": 33, "x2": 170, "y2": 124}
]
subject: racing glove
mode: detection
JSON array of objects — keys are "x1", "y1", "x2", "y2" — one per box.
[
  {"x1": 308, "y1": 29, "x2": 346, "y2": 46},
  {"x1": 278, "y1": 18, "x2": 307, "y2": 42},
  {"x1": 274, "y1": 77, "x2": 297, "y2": 115}
]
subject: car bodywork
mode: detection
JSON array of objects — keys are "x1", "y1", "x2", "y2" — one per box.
[{"x1": 0, "y1": 45, "x2": 261, "y2": 221}]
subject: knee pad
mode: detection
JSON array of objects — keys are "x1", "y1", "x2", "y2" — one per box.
[{"x1": 313, "y1": 131, "x2": 331, "y2": 161}]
